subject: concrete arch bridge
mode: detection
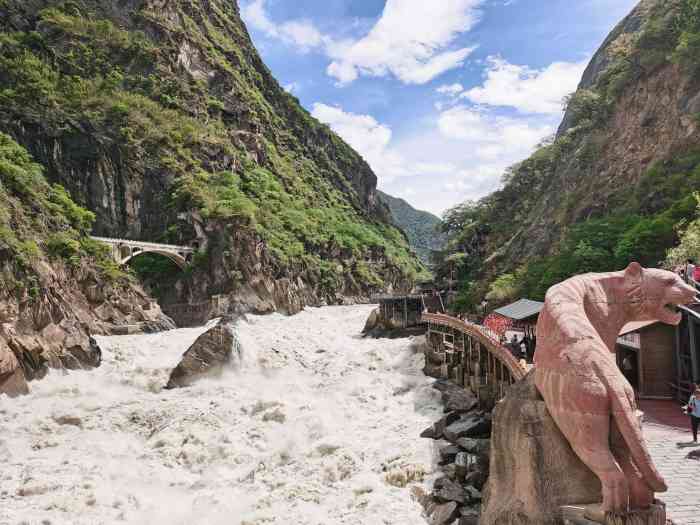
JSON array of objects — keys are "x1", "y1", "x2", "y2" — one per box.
[
  {"x1": 90, "y1": 236, "x2": 195, "y2": 270},
  {"x1": 422, "y1": 313, "x2": 532, "y2": 406}
]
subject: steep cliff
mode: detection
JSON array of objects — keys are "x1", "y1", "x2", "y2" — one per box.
[
  {"x1": 445, "y1": 0, "x2": 700, "y2": 304},
  {"x1": 0, "y1": 133, "x2": 172, "y2": 389},
  {"x1": 0, "y1": 0, "x2": 423, "y2": 315},
  {"x1": 379, "y1": 191, "x2": 446, "y2": 267}
]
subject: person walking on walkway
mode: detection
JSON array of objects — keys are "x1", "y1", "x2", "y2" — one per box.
[
  {"x1": 686, "y1": 258, "x2": 696, "y2": 285},
  {"x1": 686, "y1": 383, "x2": 700, "y2": 443}
]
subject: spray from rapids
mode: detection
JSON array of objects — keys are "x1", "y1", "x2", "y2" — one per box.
[{"x1": 1, "y1": 305, "x2": 442, "y2": 524}]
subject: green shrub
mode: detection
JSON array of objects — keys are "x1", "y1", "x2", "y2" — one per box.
[
  {"x1": 46, "y1": 232, "x2": 82, "y2": 263},
  {"x1": 48, "y1": 184, "x2": 95, "y2": 231},
  {"x1": 563, "y1": 89, "x2": 609, "y2": 128}
]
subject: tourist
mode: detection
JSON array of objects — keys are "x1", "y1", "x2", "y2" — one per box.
[
  {"x1": 686, "y1": 258, "x2": 696, "y2": 285},
  {"x1": 508, "y1": 335, "x2": 520, "y2": 358},
  {"x1": 685, "y1": 383, "x2": 700, "y2": 443},
  {"x1": 693, "y1": 264, "x2": 700, "y2": 290}
]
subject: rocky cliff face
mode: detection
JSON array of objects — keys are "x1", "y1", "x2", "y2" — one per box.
[
  {"x1": 0, "y1": 133, "x2": 173, "y2": 392},
  {"x1": 447, "y1": 0, "x2": 700, "y2": 301},
  {"x1": 0, "y1": 0, "x2": 423, "y2": 316}
]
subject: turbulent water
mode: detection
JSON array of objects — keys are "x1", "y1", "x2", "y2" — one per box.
[{"x1": 1, "y1": 305, "x2": 442, "y2": 525}]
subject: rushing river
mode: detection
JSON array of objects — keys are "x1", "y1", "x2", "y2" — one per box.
[{"x1": 1, "y1": 305, "x2": 442, "y2": 525}]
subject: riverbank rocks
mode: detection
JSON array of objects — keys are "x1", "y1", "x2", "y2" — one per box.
[
  {"x1": 420, "y1": 379, "x2": 491, "y2": 524},
  {"x1": 165, "y1": 322, "x2": 240, "y2": 388},
  {"x1": 362, "y1": 311, "x2": 426, "y2": 339},
  {"x1": 0, "y1": 256, "x2": 175, "y2": 389},
  {"x1": 433, "y1": 379, "x2": 479, "y2": 413},
  {"x1": 480, "y1": 371, "x2": 601, "y2": 525},
  {"x1": 0, "y1": 344, "x2": 28, "y2": 397}
]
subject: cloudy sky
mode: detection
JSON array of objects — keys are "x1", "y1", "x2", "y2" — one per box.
[{"x1": 241, "y1": 0, "x2": 638, "y2": 217}]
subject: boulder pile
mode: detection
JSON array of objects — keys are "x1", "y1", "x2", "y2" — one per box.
[{"x1": 419, "y1": 379, "x2": 491, "y2": 525}]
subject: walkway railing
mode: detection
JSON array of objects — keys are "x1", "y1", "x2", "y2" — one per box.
[
  {"x1": 422, "y1": 312, "x2": 531, "y2": 381},
  {"x1": 90, "y1": 236, "x2": 194, "y2": 253}
]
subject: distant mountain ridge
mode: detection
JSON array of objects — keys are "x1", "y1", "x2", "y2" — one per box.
[
  {"x1": 379, "y1": 191, "x2": 446, "y2": 266},
  {"x1": 439, "y1": 0, "x2": 700, "y2": 305}
]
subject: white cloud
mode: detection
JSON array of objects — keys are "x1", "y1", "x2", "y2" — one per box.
[
  {"x1": 312, "y1": 103, "x2": 467, "y2": 185},
  {"x1": 436, "y1": 83, "x2": 465, "y2": 96},
  {"x1": 242, "y1": 0, "x2": 327, "y2": 52},
  {"x1": 243, "y1": 0, "x2": 482, "y2": 85},
  {"x1": 311, "y1": 103, "x2": 409, "y2": 182},
  {"x1": 284, "y1": 82, "x2": 300, "y2": 94},
  {"x1": 327, "y1": 0, "x2": 481, "y2": 85},
  {"x1": 462, "y1": 56, "x2": 587, "y2": 114},
  {"x1": 311, "y1": 101, "x2": 555, "y2": 215},
  {"x1": 437, "y1": 106, "x2": 553, "y2": 158}
]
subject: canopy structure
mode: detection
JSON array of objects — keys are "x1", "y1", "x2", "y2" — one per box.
[
  {"x1": 484, "y1": 298, "x2": 544, "y2": 338},
  {"x1": 493, "y1": 299, "x2": 544, "y2": 322}
]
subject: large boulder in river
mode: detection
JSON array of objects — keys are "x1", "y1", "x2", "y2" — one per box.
[
  {"x1": 362, "y1": 307, "x2": 380, "y2": 334},
  {"x1": 480, "y1": 371, "x2": 601, "y2": 525},
  {"x1": 0, "y1": 343, "x2": 29, "y2": 397},
  {"x1": 165, "y1": 323, "x2": 239, "y2": 389}
]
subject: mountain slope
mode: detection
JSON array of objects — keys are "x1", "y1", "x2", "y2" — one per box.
[
  {"x1": 0, "y1": 0, "x2": 423, "y2": 314},
  {"x1": 443, "y1": 0, "x2": 700, "y2": 305},
  {"x1": 379, "y1": 191, "x2": 446, "y2": 266}
]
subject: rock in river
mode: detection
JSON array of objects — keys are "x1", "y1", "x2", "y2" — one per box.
[
  {"x1": 0, "y1": 343, "x2": 28, "y2": 397},
  {"x1": 165, "y1": 322, "x2": 239, "y2": 389}
]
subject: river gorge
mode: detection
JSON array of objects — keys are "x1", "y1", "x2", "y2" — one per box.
[{"x1": 1, "y1": 305, "x2": 442, "y2": 525}]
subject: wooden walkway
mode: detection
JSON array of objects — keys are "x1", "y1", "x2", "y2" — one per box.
[{"x1": 423, "y1": 313, "x2": 531, "y2": 404}]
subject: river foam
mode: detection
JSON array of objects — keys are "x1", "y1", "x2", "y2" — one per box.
[{"x1": 1, "y1": 305, "x2": 441, "y2": 524}]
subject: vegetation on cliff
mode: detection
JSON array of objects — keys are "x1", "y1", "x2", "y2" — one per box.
[
  {"x1": 439, "y1": 0, "x2": 700, "y2": 310},
  {"x1": 0, "y1": 0, "x2": 423, "y2": 306},
  {"x1": 378, "y1": 191, "x2": 446, "y2": 267},
  {"x1": 0, "y1": 132, "x2": 125, "y2": 298}
]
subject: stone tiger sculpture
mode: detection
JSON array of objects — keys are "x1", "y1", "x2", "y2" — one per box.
[{"x1": 534, "y1": 263, "x2": 696, "y2": 519}]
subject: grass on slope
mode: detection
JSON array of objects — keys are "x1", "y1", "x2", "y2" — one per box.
[
  {"x1": 0, "y1": 2, "x2": 424, "y2": 291},
  {"x1": 0, "y1": 132, "x2": 126, "y2": 298}
]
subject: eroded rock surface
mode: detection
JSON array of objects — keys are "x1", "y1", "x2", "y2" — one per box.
[
  {"x1": 0, "y1": 343, "x2": 28, "y2": 397},
  {"x1": 1, "y1": 258, "x2": 175, "y2": 389},
  {"x1": 166, "y1": 322, "x2": 239, "y2": 389}
]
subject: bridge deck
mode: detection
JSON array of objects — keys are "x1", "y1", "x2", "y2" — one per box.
[{"x1": 90, "y1": 236, "x2": 194, "y2": 253}]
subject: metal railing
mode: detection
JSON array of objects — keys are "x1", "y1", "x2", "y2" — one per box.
[
  {"x1": 422, "y1": 312, "x2": 531, "y2": 381},
  {"x1": 90, "y1": 236, "x2": 195, "y2": 254}
]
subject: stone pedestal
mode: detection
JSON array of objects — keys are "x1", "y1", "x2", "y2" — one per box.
[
  {"x1": 481, "y1": 371, "x2": 667, "y2": 525},
  {"x1": 480, "y1": 372, "x2": 602, "y2": 525}
]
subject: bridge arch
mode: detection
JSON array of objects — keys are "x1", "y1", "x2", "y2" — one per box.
[
  {"x1": 90, "y1": 236, "x2": 195, "y2": 271},
  {"x1": 120, "y1": 249, "x2": 190, "y2": 270}
]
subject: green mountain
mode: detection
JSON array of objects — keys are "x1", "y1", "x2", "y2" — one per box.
[
  {"x1": 440, "y1": 0, "x2": 700, "y2": 309},
  {"x1": 0, "y1": 0, "x2": 424, "y2": 315},
  {"x1": 0, "y1": 131, "x2": 173, "y2": 385},
  {"x1": 379, "y1": 191, "x2": 446, "y2": 266}
]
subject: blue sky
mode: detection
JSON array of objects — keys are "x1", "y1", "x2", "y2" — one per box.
[{"x1": 241, "y1": 0, "x2": 639, "y2": 216}]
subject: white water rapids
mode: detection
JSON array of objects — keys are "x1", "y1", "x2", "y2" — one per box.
[{"x1": 1, "y1": 305, "x2": 443, "y2": 525}]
